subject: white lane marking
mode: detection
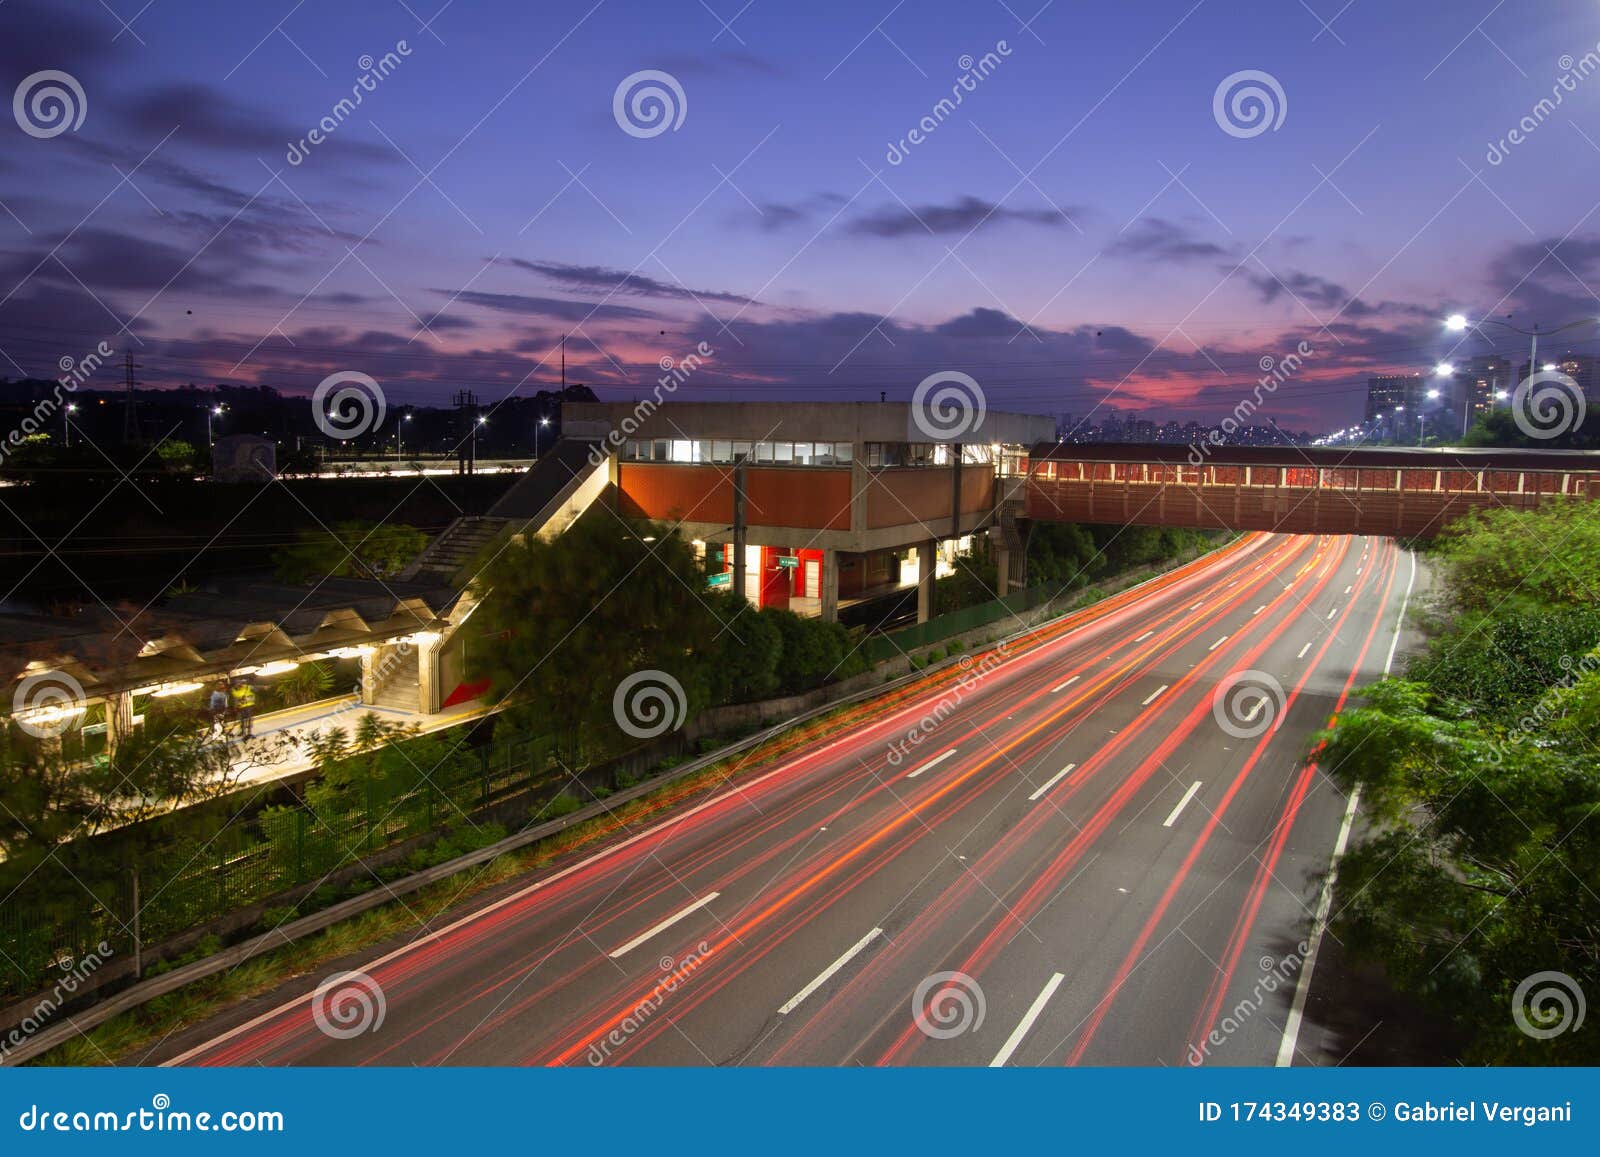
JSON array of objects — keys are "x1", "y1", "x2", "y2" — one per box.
[
  {"x1": 1207, "y1": 634, "x2": 1229, "y2": 651},
  {"x1": 1135, "y1": 630, "x2": 1154, "y2": 642},
  {"x1": 1383, "y1": 551, "x2": 1419, "y2": 676},
  {"x1": 1050, "y1": 675, "x2": 1080, "y2": 693},
  {"x1": 1297, "y1": 641, "x2": 1313, "y2": 659},
  {"x1": 1028, "y1": 763, "x2": 1077, "y2": 802},
  {"x1": 1190, "y1": 601, "x2": 1203, "y2": 611},
  {"x1": 1326, "y1": 606, "x2": 1338, "y2": 619},
  {"x1": 609, "y1": 892, "x2": 721, "y2": 959},
  {"x1": 1161, "y1": 780, "x2": 1204, "y2": 828},
  {"x1": 778, "y1": 927, "x2": 883, "y2": 1015},
  {"x1": 1225, "y1": 580, "x2": 1237, "y2": 588},
  {"x1": 1252, "y1": 604, "x2": 1266, "y2": 616},
  {"x1": 1241, "y1": 699, "x2": 1265, "y2": 723},
  {"x1": 1141, "y1": 684, "x2": 1168, "y2": 706},
  {"x1": 1343, "y1": 584, "x2": 1352, "y2": 594},
  {"x1": 906, "y1": 748, "x2": 957, "y2": 779},
  {"x1": 1276, "y1": 787, "x2": 1360, "y2": 1066},
  {"x1": 989, "y1": 971, "x2": 1066, "y2": 1067}
]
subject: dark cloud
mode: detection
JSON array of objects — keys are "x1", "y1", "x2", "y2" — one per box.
[
  {"x1": 934, "y1": 307, "x2": 1029, "y2": 339},
  {"x1": 847, "y1": 196, "x2": 1077, "y2": 238},
  {"x1": 497, "y1": 258, "x2": 757, "y2": 306},
  {"x1": 119, "y1": 84, "x2": 397, "y2": 162},
  {"x1": 0, "y1": 0, "x2": 114, "y2": 87},
  {"x1": 443, "y1": 290, "x2": 663, "y2": 323},
  {"x1": 1106, "y1": 217, "x2": 1233, "y2": 262},
  {"x1": 650, "y1": 51, "x2": 782, "y2": 78},
  {"x1": 742, "y1": 192, "x2": 847, "y2": 232}
]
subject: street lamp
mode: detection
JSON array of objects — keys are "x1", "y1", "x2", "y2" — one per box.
[
  {"x1": 535, "y1": 415, "x2": 551, "y2": 458},
  {"x1": 1443, "y1": 313, "x2": 1600, "y2": 393},
  {"x1": 396, "y1": 412, "x2": 411, "y2": 460},
  {"x1": 472, "y1": 415, "x2": 486, "y2": 467},
  {"x1": 207, "y1": 404, "x2": 225, "y2": 447},
  {"x1": 63, "y1": 402, "x2": 77, "y2": 447}
]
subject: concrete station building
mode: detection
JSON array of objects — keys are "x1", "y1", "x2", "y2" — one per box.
[{"x1": 566, "y1": 401, "x2": 1055, "y2": 623}]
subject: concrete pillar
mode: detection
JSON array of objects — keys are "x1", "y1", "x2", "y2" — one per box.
[
  {"x1": 360, "y1": 647, "x2": 382, "y2": 704},
  {"x1": 104, "y1": 691, "x2": 134, "y2": 758},
  {"x1": 418, "y1": 636, "x2": 442, "y2": 714},
  {"x1": 917, "y1": 539, "x2": 937, "y2": 624},
  {"x1": 820, "y1": 549, "x2": 840, "y2": 623},
  {"x1": 995, "y1": 546, "x2": 1012, "y2": 598}
]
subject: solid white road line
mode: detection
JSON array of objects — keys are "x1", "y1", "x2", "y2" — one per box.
[
  {"x1": 609, "y1": 892, "x2": 721, "y2": 958},
  {"x1": 989, "y1": 972, "x2": 1066, "y2": 1067},
  {"x1": 1028, "y1": 763, "x2": 1077, "y2": 802},
  {"x1": 778, "y1": 927, "x2": 883, "y2": 1015},
  {"x1": 906, "y1": 748, "x2": 957, "y2": 779},
  {"x1": 1297, "y1": 641, "x2": 1313, "y2": 659},
  {"x1": 1161, "y1": 781, "x2": 1204, "y2": 828},
  {"x1": 1208, "y1": 634, "x2": 1229, "y2": 651},
  {"x1": 1275, "y1": 788, "x2": 1359, "y2": 1066},
  {"x1": 1135, "y1": 630, "x2": 1154, "y2": 642},
  {"x1": 1050, "y1": 675, "x2": 1081, "y2": 693},
  {"x1": 1141, "y1": 684, "x2": 1168, "y2": 706},
  {"x1": 1383, "y1": 551, "x2": 1419, "y2": 676}
]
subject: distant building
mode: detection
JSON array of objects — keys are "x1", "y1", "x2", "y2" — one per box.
[
  {"x1": 1365, "y1": 373, "x2": 1423, "y2": 423},
  {"x1": 1518, "y1": 352, "x2": 1600, "y2": 402},
  {"x1": 212, "y1": 434, "x2": 276, "y2": 483}
]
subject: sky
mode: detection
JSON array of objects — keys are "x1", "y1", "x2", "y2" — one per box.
[{"x1": 4, "y1": 0, "x2": 1600, "y2": 432}]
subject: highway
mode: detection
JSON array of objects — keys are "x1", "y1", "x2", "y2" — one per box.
[{"x1": 151, "y1": 531, "x2": 1420, "y2": 1068}]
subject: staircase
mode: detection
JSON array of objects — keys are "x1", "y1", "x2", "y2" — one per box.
[
  {"x1": 369, "y1": 646, "x2": 420, "y2": 711},
  {"x1": 398, "y1": 516, "x2": 511, "y2": 584}
]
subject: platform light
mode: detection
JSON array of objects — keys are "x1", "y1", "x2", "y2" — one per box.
[
  {"x1": 253, "y1": 660, "x2": 301, "y2": 676},
  {"x1": 150, "y1": 681, "x2": 203, "y2": 698}
]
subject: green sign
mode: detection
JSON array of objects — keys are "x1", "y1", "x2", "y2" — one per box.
[
  {"x1": 707, "y1": 571, "x2": 732, "y2": 588},
  {"x1": 776, "y1": 556, "x2": 799, "y2": 568}
]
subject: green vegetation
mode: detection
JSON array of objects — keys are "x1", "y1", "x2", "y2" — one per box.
[
  {"x1": 473, "y1": 509, "x2": 865, "y2": 761},
  {"x1": 1317, "y1": 500, "x2": 1600, "y2": 1063},
  {"x1": 274, "y1": 519, "x2": 429, "y2": 583}
]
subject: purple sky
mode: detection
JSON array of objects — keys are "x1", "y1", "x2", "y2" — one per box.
[{"x1": 4, "y1": 0, "x2": 1600, "y2": 432}]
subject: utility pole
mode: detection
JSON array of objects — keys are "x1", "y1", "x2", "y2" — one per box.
[
  {"x1": 453, "y1": 389, "x2": 479, "y2": 475},
  {"x1": 732, "y1": 452, "x2": 748, "y2": 603},
  {"x1": 121, "y1": 351, "x2": 141, "y2": 444}
]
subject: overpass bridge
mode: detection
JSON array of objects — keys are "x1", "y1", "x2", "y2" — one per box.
[{"x1": 1024, "y1": 443, "x2": 1600, "y2": 537}]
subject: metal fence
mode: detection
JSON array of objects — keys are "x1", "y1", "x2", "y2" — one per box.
[{"x1": 0, "y1": 732, "x2": 559, "y2": 1001}]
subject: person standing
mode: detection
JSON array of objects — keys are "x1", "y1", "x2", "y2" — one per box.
[
  {"x1": 209, "y1": 680, "x2": 230, "y2": 737},
  {"x1": 231, "y1": 677, "x2": 256, "y2": 739}
]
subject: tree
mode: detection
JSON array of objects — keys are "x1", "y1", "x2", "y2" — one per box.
[
  {"x1": 474, "y1": 510, "x2": 710, "y2": 760},
  {"x1": 1316, "y1": 499, "x2": 1600, "y2": 1063},
  {"x1": 275, "y1": 520, "x2": 429, "y2": 583}
]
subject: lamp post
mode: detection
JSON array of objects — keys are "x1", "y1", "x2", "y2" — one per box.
[
  {"x1": 536, "y1": 415, "x2": 550, "y2": 458},
  {"x1": 396, "y1": 412, "x2": 411, "y2": 460},
  {"x1": 1445, "y1": 312, "x2": 1599, "y2": 397},
  {"x1": 63, "y1": 402, "x2": 76, "y2": 447},
  {"x1": 1430, "y1": 364, "x2": 1473, "y2": 440},
  {"x1": 473, "y1": 415, "x2": 486, "y2": 470},
  {"x1": 206, "y1": 404, "x2": 225, "y2": 447}
]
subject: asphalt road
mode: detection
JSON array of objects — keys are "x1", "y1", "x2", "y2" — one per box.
[{"x1": 150, "y1": 531, "x2": 1422, "y2": 1068}]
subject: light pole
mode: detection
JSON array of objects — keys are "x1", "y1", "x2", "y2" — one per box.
[
  {"x1": 1445, "y1": 312, "x2": 1599, "y2": 397},
  {"x1": 396, "y1": 412, "x2": 411, "y2": 460},
  {"x1": 1430, "y1": 364, "x2": 1473, "y2": 440},
  {"x1": 536, "y1": 415, "x2": 550, "y2": 458},
  {"x1": 63, "y1": 402, "x2": 76, "y2": 447},
  {"x1": 473, "y1": 415, "x2": 486, "y2": 470},
  {"x1": 206, "y1": 404, "x2": 225, "y2": 448}
]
